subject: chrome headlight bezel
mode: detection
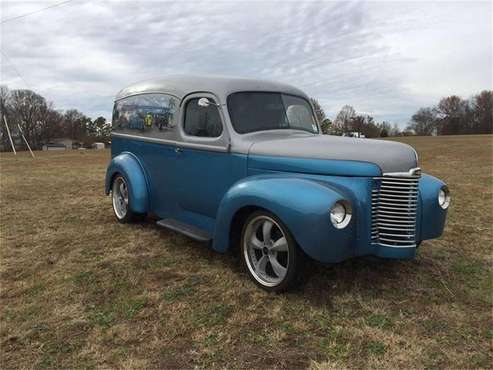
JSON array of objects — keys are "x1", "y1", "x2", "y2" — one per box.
[
  {"x1": 330, "y1": 200, "x2": 352, "y2": 229},
  {"x1": 438, "y1": 185, "x2": 451, "y2": 209}
]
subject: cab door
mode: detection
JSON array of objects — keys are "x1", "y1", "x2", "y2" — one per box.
[{"x1": 173, "y1": 93, "x2": 240, "y2": 231}]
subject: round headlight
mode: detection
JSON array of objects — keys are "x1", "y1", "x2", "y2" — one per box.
[
  {"x1": 330, "y1": 200, "x2": 352, "y2": 229},
  {"x1": 438, "y1": 186, "x2": 450, "y2": 209}
]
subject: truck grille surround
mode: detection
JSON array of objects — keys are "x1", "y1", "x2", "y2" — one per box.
[{"x1": 371, "y1": 170, "x2": 420, "y2": 248}]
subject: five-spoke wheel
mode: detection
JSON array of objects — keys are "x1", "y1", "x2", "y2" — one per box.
[{"x1": 241, "y1": 211, "x2": 301, "y2": 292}]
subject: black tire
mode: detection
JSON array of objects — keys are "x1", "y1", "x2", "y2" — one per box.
[
  {"x1": 111, "y1": 174, "x2": 139, "y2": 223},
  {"x1": 240, "y1": 210, "x2": 302, "y2": 292}
]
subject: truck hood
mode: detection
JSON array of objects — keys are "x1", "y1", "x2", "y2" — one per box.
[{"x1": 248, "y1": 135, "x2": 418, "y2": 174}]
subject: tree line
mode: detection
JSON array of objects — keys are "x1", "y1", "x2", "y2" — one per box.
[
  {"x1": 0, "y1": 86, "x2": 110, "y2": 151},
  {"x1": 311, "y1": 99, "x2": 401, "y2": 138},
  {"x1": 406, "y1": 91, "x2": 492, "y2": 135},
  {"x1": 311, "y1": 90, "x2": 492, "y2": 138}
]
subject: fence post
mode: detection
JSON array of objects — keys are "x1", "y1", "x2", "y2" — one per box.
[
  {"x1": 17, "y1": 123, "x2": 35, "y2": 158},
  {"x1": 2, "y1": 115, "x2": 16, "y2": 155}
]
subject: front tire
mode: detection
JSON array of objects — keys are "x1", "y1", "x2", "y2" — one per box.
[
  {"x1": 111, "y1": 175, "x2": 137, "y2": 223},
  {"x1": 240, "y1": 211, "x2": 301, "y2": 292}
]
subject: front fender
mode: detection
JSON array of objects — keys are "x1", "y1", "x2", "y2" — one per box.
[
  {"x1": 418, "y1": 173, "x2": 448, "y2": 241},
  {"x1": 213, "y1": 175, "x2": 355, "y2": 263},
  {"x1": 105, "y1": 152, "x2": 149, "y2": 214}
]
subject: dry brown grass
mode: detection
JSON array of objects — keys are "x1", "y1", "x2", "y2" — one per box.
[{"x1": 0, "y1": 135, "x2": 492, "y2": 369}]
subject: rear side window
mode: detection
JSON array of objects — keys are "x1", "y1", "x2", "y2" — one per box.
[
  {"x1": 112, "y1": 94, "x2": 179, "y2": 138},
  {"x1": 183, "y1": 98, "x2": 223, "y2": 138}
]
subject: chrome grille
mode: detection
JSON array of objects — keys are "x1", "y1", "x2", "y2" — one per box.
[{"x1": 371, "y1": 171, "x2": 420, "y2": 248}]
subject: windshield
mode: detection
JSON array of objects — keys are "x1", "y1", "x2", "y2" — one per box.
[{"x1": 227, "y1": 92, "x2": 319, "y2": 134}]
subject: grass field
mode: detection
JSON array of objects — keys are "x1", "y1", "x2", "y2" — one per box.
[{"x1": 1, "y1": 135, "x2": 492, "y2": 369}]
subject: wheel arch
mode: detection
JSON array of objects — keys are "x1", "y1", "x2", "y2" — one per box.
[
  {"x1": 212, "y1": 175, "x2": 355, "y2": 263},
  {"x1": 107, "y1": 171, "x2": 121, "y2": 194},
  {"x1": 228, "y1": 205, "x2": 265, "y2": 255},
  {"x1": 105, "y1": 152, "x2": 149, "y2": 214}
]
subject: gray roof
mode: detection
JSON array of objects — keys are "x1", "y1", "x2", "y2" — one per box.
[{"x1": 115, "y1": 75, "x2": 309, "y2": 102}]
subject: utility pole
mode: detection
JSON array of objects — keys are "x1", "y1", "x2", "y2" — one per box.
[
  {"x1": 17, "y1": 123, "x2": 35, "y2": 158},
  {"x1": 3, "y1": 115, "x2": 16, "y2": 155}
]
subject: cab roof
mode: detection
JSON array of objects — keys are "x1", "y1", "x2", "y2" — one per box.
[{"x1": 115, "y1": 75, "x2": 309, "y2": 102}]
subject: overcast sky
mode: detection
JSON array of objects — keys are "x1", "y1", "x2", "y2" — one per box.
[{"x1": 1, "y1": 0, "x2": 491, "y2": 126}]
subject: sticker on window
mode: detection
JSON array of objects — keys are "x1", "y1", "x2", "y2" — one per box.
[{"x1": 145, "y1": 113, "x2": 153, "y2": 127}]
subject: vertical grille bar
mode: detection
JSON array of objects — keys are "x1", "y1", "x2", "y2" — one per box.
[{"x1": 371, "y1": 169, "x2": 420, "y2": 248}]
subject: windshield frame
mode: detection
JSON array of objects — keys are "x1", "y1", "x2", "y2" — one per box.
[{"x1": 226, "y1": 91, "x2": 320, "y2": 135}]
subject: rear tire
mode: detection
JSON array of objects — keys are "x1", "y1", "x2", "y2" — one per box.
[
  {"x1": 240, "y1": 210, "x2": 302, "y2": 292},
  {"x1": 111, "y1": 174, "x2": 138, "y2": 223}
]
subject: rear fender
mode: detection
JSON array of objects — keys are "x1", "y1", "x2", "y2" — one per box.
[{"x1": 105, "y1": 152, "x2": 149, "y2": 214}]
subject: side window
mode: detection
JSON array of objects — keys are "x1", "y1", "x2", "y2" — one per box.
[
  {"x1": 112, "y1": 94, "x2": 179, "y2": 138},
  {"x1": 183, "y1": 98, "x2": 223, "y2": 138}
]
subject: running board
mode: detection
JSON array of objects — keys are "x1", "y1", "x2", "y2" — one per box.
[{"x1": 156, "y1": 218, "x2": 212, "y2": 242}]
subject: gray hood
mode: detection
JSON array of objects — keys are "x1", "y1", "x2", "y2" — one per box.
[{"x1": 248, "y1": 134, "x2": 418, "y2": 173}]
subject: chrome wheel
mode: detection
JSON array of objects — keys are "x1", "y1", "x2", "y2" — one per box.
[
  {"x1": 243, "y1": 215, "x2": 289, "y2": 287},
  {"x1": 112, "y1": 176, "x2": 129, "y2": 220}
]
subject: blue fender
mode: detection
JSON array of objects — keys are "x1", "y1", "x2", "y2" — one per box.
[
  {"x1": 418, "y1": 173, "x2": 448, "y2": 241},
  {"x1": 105, "y1": 152, "x2": 149, "y2": 214},
  {"x1": 212, "y1": 175, "x2": 356, "y2": 263}
]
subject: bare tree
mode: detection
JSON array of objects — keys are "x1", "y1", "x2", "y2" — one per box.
[
  {"x1": 333, "y1": 105, "x2": 356, "y2": 135},
  {"x1": 378, "y1": 121, "x2": 392, "y2": 137},
  {"x1": 0, "y1": 86, "x2": 9, "y2": 116},
  {"x1": 390, "y1": 123, "x2": 401, "y2": 136},
  {"x1": 406, "y1": 107, "x2": 437, "y2": 136},
  {"x1": 63, "y1": 109, "x2": 90, "y2": 142},
  {"x1": 351, "y1": 115, "x2": 366, "y2": 135},
  {"x1": 9, "y1": 89, "x2": 49, "y2": 149},
  {"x1": 436, "y1": 95, "x2": 468, "y2": 135},
  {"x1": 351, "y1": 115, "x2": 381, "y2": 138},
  {"x1": 0, "y1": 86, "x2": 12, "y2": 148},
  {"x1": 40, "y1": 107, "x2": 64, "y2": 142},
  {"x1": 471, "y1": 90, "x2": 493, "y2": 134}
]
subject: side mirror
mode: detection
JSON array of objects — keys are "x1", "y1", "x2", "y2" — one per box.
[
  {"x1": 198, "y1": 97, "x2": 211, "y2": 107},
  {"x1": 197, "y1": 97, "x2": 219, "y2": 108}
]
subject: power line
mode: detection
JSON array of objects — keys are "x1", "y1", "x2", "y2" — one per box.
[
  {"x1": 0, "y1": 0, "x2": 77, "y2": 24},
  {"x1": 0, "y1": 50, "x2": 32, "y2": 89}
]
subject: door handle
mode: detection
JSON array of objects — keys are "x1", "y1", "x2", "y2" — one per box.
[{"x1": 175, "y1": 147, "x2": 182, "y2": 154}]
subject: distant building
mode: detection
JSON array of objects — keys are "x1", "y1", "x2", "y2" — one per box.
[
  {"x1": 92, "y1": 142, "x2": 105, "y2": 150},
  {"x1": 343, "y1": 131, "x2": 366, "y2": 138},
  {"x1": 42, "y1": 138, "x2": 73, "y2": 151},
  {"x1": 42, "y1": 143, "x2": 66, "y2": 151}
]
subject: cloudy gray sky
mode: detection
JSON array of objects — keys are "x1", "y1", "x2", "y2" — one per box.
[{"x1": 1, "y1": 0, "x2": 491, "y2": 126}]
